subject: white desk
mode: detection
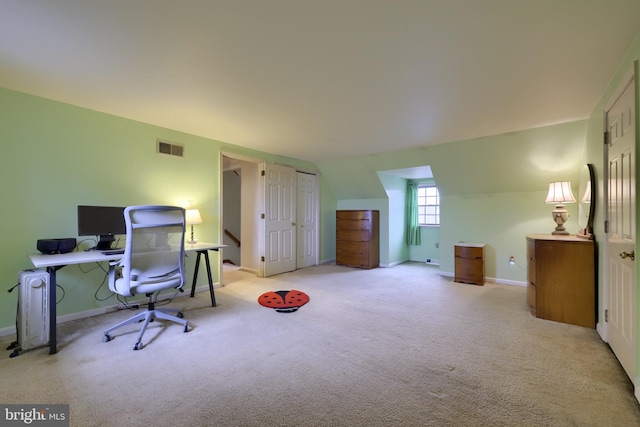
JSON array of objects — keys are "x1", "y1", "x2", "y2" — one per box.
[{"x1": 29, "y1": 241, "x2": 225, "y2": 354}]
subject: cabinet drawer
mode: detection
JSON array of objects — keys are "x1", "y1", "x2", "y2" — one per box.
[
  {"x1": 526, "y1": 239, "x2": 536, "y2": 284},
  {"x1": 336, "y1": 253, "x2": 370, "y2": 268},
  {"x1": 337, "y1": 229, "x2": 371, "y2": 242},
  {"x1": 527, "y1": 282, "x2": 536, "y2": 316},
  {"x1": 454, "y1": 245, "x2": 483, "y2": 259},
  {"x1": 527, "y1": 260, "x2": 536, "y2": 285},
  {"x1": 337, "y1": 219, "x2": 372, "y2": 231},
  {"x1": 337, "y1": 210, "x2": 373, "y2": 221},
  {"x1": 336, "y1": 241, "x2": 370, "y2": 254},
  {"x1": 454, "y1": 259, "x2": 484, "y2": 284}
]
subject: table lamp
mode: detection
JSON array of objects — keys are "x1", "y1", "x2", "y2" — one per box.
[
  {"x1": 185, "y1": 209, "x2": 202, "y2": 244},
  {"x1": 545, "y1": 181, "x2": 576, "y2": 235}
]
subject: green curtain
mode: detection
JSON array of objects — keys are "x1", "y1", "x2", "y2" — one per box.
[{"x1": 406, "y1": 180, "x2": 421, "y2": 245}]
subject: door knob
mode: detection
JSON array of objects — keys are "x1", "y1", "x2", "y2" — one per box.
[{"x1": 619, "y1": 251, "x2": 635, "y2": 261}]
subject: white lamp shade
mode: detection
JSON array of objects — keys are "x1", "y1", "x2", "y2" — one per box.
[
  {"x1": 185, "y1": 209, "x2": 202, "y2": 225},
  {"x1": 545, "y1": 181, "x2": 576, "y2": 204}
]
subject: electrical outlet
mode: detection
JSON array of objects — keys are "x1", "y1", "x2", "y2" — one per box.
[{"x1": 435, "y1": 242, "x2": 439, "y2": 248}]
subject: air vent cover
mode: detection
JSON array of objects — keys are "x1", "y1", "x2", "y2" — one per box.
[{"x1": 157, "y1": 140, "x2": 184, "y2": 157}]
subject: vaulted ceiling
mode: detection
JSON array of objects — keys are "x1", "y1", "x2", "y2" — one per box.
[{"x1": 1, "y1": 1, "x2": 639, "y2": 163}]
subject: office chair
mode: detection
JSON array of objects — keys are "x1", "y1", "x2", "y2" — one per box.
[{"x1": 103, "y1": 205, "x2": 189, "y2": 350}]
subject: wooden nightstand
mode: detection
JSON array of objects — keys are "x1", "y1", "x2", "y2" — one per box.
[{"x1": 454, "y1": 243, "x2": 485, "y2": 286}]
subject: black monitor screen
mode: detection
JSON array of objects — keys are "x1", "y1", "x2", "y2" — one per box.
[{"x1": 77, "y1": 205, "x2": 126, "y2": 249}]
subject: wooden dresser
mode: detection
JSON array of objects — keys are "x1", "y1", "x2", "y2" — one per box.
[
  {"x1": 526, "y1": 234, "x2": 595, "y2": 328},
  {"x1": 336, "y1": 210, "x2": 379, "y2": 269},
  {"x1": 454, "y1": 243, "x2": 485, "y2": 285}
]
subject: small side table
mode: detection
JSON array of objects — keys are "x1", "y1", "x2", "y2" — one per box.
[{"x1": 454, "y1": 243, "x2": 485, "y2": 286}]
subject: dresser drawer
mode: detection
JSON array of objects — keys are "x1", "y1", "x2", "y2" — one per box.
[
  {"x1": 336, "y1": 241, "x2": 370, "y2": 254},
  {"x1": 527, "y1": 239, "x2": 536, "y2": 284},
  {"x1": 336, "y1": 252, "x2": 370, "y2": 268},
  {"x1": 455, "y1": 245, "x2": 483, "y2": 259},
  {"x1": 337, "y1": 210, "x2": 373, "y2": 221},
  {"x1": 337, "y1": 218, "x2": 372, "y2": 231},
  {"x1": 527, "y1": 282, "x2": 537, "y2": 316},
  {"x1": 337, "y1": 229, "x2": 371, "y2": 242}
]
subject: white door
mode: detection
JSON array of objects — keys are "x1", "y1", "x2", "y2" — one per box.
[
  {"x1": 296, "y1": 171, "x2": 318, "y2": 268},
  {"x1": 262, "y1": 163, "x2": 297, "y2": 277},
  {"x1": 605, "y1": 73, "x2": 636, "y2": 381}
]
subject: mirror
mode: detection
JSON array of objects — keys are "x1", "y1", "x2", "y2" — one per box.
[{"x1": 577, "y1": 163, "x2": 595, "y2": 239}]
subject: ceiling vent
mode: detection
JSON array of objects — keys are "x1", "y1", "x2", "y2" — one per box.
[{"x1": 157, "y1": 140, "x2": 184, "y2": 158}]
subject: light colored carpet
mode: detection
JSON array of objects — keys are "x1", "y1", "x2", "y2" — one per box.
[{"x1": 1, "y1": 262, "x2": 639, "y2": 427}]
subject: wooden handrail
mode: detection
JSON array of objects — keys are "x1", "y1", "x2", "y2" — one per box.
[{"x1": 224, "y1": 229, "x2": 241, "y2": 247}]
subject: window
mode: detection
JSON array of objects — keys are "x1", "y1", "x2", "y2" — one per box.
[{"x1": 417, "y1": 185, "x2": 440, "y2": 225}]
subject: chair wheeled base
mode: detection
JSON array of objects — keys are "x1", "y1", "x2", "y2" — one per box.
[{"x1": 103, "y1": 299, "x2": 189, "y2": 350}]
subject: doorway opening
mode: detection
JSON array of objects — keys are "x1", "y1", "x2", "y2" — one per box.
[{"x1": 221, "y1": 154, "x2": 320, "y2": 278}]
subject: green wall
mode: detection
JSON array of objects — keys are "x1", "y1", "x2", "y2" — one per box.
[
  {"x1": 318, "y1": 177, "x2": 337, "y2": 264},
  {"x1": 409, "y1": 226, "x2": 440, "y2": 263},
  {"x1": 318, "y1": 120, "x2": 587, "y2": 282},
  {"x1": 0, "y1": 88, "x2": 316, "y2": 331},
  {"x1": 377, "y1": 173, "x2": 409, "y2": 266}
]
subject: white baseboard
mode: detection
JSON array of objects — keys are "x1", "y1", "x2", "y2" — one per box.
[
  {"x1": 490, "y1": 277, "x2": 527, "y2": 287},
  {"x1": 439, "y1": 271, "x2": 526, "y2": 287},
  {"x1": 0, "y1": 284, "x2": 217, "y2": 338},
  {"x1": 382, "y1": 261, "x2": 403, "y2": 267},
  {"x1": 0, "y1": 325, "x2": 16, "y2": 338}
]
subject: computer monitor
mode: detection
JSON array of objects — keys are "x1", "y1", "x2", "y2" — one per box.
[{"x1": 77, "y1": 205, "x2": 126, "y2": 250}]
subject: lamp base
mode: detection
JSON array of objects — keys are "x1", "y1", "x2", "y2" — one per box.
[
  {"x1": 551, "y1": 204, "x2": 570, "y2": 235},
  {"x1": 188, "y1": 224, "x2": 197, "y2": 244}
]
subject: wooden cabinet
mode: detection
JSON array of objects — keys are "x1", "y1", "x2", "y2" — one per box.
[
  {"x1": 526, "y1": 234, "x2": 595, "y2": 328},
  {"x1": 454, "y1": 243, "x2": 485, "y2": 285},
  {"x1": 336, "y1": 210, "x2": 379, "y2": 269}
]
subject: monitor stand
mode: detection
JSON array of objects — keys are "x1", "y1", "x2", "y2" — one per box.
[{"x1": 95, "y1": 235, "x2": 115, "y2": 250}]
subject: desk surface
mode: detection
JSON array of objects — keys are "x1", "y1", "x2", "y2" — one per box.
[{"x1": 29, "y1": 241, "x2": 225, "y2": 268}]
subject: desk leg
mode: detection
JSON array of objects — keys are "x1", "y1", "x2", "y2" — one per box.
[
  {"x1": 190, "y1": 250, "x2": 216, "y2": 307},
  {"x1": 190, "y1": 252, "x2": 202, "y2": 298},
  {"x1": 48, "y1": 266, "x2": 57, "y2": 355},
  {"x1": 202, "y1": 251, "x2": 216, "y2": 307}
]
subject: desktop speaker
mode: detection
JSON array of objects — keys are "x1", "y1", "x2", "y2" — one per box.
[{"x1": 37, "y1": 238, "x2": 77, "y2": 255}]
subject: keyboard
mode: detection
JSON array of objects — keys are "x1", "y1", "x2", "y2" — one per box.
[{"x1": 101, "y1": 249, "x2": 125, "y2": 255}]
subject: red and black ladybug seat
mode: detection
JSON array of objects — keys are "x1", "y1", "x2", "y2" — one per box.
[{"x1": 258, "y1": 290, "x2": 309, "y2": 313}]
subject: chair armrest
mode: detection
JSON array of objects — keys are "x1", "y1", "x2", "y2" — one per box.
[{"x1": 108, "y1": 264, "x2": 132, "y2": 297}]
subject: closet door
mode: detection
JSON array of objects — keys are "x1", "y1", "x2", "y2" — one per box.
[{"x1": 262, "y1": 163, "x2": 296, "y2": 277}]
